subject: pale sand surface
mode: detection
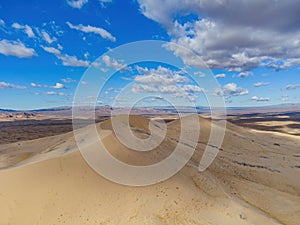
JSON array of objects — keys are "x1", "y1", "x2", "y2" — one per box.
[
  {"x1": 252, "y1": 121, "x2": 300, "y2": 136},
  {"x1": 250, "y1": 128, "x2": 300, "y2": 140},
  {"x1": 275, "y1": 116, "x2": 291, "y2": 119},
  {"x1": 254, "y1": 121, "x2": 300, "y2": 127},
  {"x1": 0, "y1": 115, "x2": 299, "y2": 225}
]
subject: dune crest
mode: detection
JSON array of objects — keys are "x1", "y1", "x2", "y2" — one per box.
[{"x1": 0, "y1": 115, "x2": 299, "y2": 224}]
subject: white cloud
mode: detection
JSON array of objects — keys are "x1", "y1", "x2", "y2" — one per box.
[
  {"x1": 286, "y1": 84, "x2": 300, "y2": 90},
  {"x1": 265, "y1": 58, "x2": 300, "y2": 71},
  {"x1": 131, "y1": 83, "x2": 205, "y2": 98},
  {"x1": 51, "y1": 83, "x2": 65, "y2": 89},
  {"x1": 12, "y1": 23, "x2": 35, "y2": 38},
  {"x1": 100, "y1": 67, "x2": 108, "y2": 72},
  {"x1": 0, "y1": 39, "x2": 36, "y2": 58},
  {"x1": 57, "y1": 44, "x2": 63, "y2": 50},
  {"x1": 41, "y1": 46, "x2": 61, "y2": 55},
  {"x1": 66, "y1": 0, "x2": 88, "y2": 9},
  {"x1": 121, "y1": 77, "x2": 132, "y2": 81},
  {"x1": 131, "y1": 84, "x2": 158, "y2": 93},
  {"x1": 42, "y1": 31, "x2": 57, "y2": 44},
  {"x1": 31, "y1": 82, "x2": 65, "y2": 89},
  {"x1": 253, "y1": 82, "x2": 270, "y2": 87},
  {"x1": 41, "y1": 46, "x2": 90, "y2": 67},
  {"x1": 45, "y1": 91, "x2": 66, "y2": 96},
  {"x1": 0, "y1": 19, "x2": 5, "y2": 26},
  {"x1": 215, "y1": 83, "x2": 249, "y2": 97},
  {"x1": 57, "y1": 54, "x2": 90, "y2": 67},
  {"x1": 214, "y1": 73, "x2": 226, "y2": 78},
  {"x1": 135, "y1": 65, "x2": 149, "y2": 74},
  {"x1": 134, "y1": 66, "x2": 188, "y2": 85},
  {"x1": 104, "y1": 87, "x2": 119, "y2": 95},
  {"x1": 194, "y1": 71, "x2": 205, "y2": 77},
  {"x1": 99, "y1": 0, "x2": 112, "y2": 3},
  {"x1": 281, "y1": 94, "x2": 289, "y2": 101},
  {"x1": 0, "y1": 81, "x2": 26, "y2": 89},
  {"x1": 238, "y1": 71, "x2": 253, "y2": 78},
  {"x1": 24, "y1": 25, "x2": 35, "y2": 38},
  {"x1": 138, "y1": 0, "x2": 300, "y2": 71},
  {"x1": 30, "y1": 82, "x2": 42, "y2": 88},
  {"x1": 182, "y1": 84, "x2": 206, "y2": 93},
  {"x1": 102, "y1": 55, "x2": 129, "y2": 70},
  {"x1": 251, "y1": 96, "x2": 270, "y2": 102},
  {"x1": 132, "y1": 65, "x2": 205, "y2": 100},
  {"x1": 62, "y1": 78, "x2": 76, "y2": 83},
  {"x1": 11, "y1": 22, "x2": 22, "y2": 29},
  {"x1": 66, "y1": 21, "x2": 116, "y2": 42},
  {"x1": 99, "y1": 0, "x2": 112, "y2": 7},
  {"x1": 84, "y1": 52, "x2": 89, "y2": 59}
]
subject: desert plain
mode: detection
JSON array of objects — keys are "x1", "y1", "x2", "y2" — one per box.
[{"x1": 0, "y1": 108, "x2": 299, "y2": 225}]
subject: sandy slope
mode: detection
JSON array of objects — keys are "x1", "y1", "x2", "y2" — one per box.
[{"x1": 0, "y1": 115, "x2": 299, "y2": 225}]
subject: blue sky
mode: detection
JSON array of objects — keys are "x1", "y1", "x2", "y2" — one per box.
[{"x1": 0, "y1": 0, "x2": 299, "y2": 110}]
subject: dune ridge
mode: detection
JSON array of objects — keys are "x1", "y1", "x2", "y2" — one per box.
[{"x1": 0, "y1": 115, "x2": 299, "y2": 225}]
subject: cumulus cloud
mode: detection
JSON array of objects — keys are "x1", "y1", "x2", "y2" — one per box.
[
  {"x1": 0, "y1": 81, "x2": 26, "y2": 89},
  {"x1": 253, "y1": 82, "x2": 270, "y2": 87},
  {"x1": 286, "y1": 84, "x2": 300, "y2": 90},
  {"x1": 132, "y1": 83, "x2": 205, "y2": 95},
  {"x1": 66, "y1": 21, "x2": 116, "y2": 42},
  {"x1": 42, "y1": 31, "x2": 57, "y2": 44},
  {"x1": 31, "y1": 82, "x2": 65, "y2": 89},
  {"x1": 251, "y1": 96, "x2": 270, "y2": 102},
  {"x1": 265, "y1": 58, "x2": 300, "y2": 71},
  {"x1": 138, "y1": 0, "x2": 300, "y2": 71},
  {"x1": 214, "y1": 73, "x2": 226, "y2": 78},
  {"x1": 134, "y1": 65, "x2": 188, "y2": 85},
  {"x1": 12, "y1": 23, "x2": 35, "y2": 38},
  {"x1": 57, "y1": 54, "x2": 90, "y2": 67},
  {"x1": 41, "y1": 46, "x2": 90, "y2": 67},
  {"x1": 66, "y1": 0, "x2": 88, "y2": 9},
  {"x1": 182, "y1": 84, "x2": 205, "y2": 93},
  {"x1": 0, "y1": 39, "x2": 36, "y2": 58},
  {"x1": 51, "y1": 83, "x2": 65, "y2": 89},
  {"x1": 0, "y1": 19, "x2": 4, "y2": 26},
  {"x1": 215, "y1": 83, "x2": 249, "y2": 97},
  {"x1": 102, "y1": 55, "x2": 130, "y2": 70},
  {"x1": 132, "y1": 65, "x2": 205, "y2": 100}
]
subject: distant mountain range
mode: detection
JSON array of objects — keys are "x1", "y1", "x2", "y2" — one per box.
[{"x1": 1, "y1": 103, "x2": 300, "y2": 116}]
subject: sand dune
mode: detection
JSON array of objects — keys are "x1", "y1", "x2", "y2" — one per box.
[{"x1": 0, "y1": 115, "x2": 299, "y2": 225}]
